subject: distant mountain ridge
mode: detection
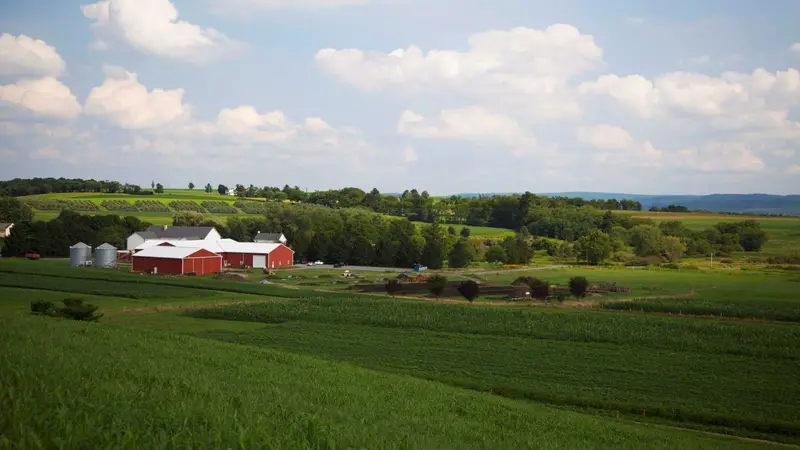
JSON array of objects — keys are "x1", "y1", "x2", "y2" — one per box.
[{"x1": 452, "y1": 192, "x2": 800, "y2": 215}]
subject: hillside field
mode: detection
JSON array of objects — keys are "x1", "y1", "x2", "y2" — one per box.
[{"x1": 1, "y1": 259, "x2": 799, "y2": 448}]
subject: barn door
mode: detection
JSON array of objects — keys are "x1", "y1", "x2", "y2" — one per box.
[{"x1": 252, "y1": 255, "x2": 266, "y2": 268}]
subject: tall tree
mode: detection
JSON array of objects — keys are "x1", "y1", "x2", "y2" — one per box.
[
  {"x1": 155, "y1": 183, "x2": 164, "y2": 194},
  {"x1": 427, "y1": 274, "x2": 448, "y2": 300},
  {"x1": 448, "y1": 238, "x2": 475, "y2": 269},
  {"x1": 420, "y1": 223, "x2": 447, "y2": 269},
  {"x1": 574, "y1": 230, "x2": 613, "y2": 265},
  {"x1": 217, "y1": 184, "x2": 228, "y2": 195},
  {"x1": 188, "y1": 182, "x2": 195, "y2": 190},
  {"x1": 205, "y1": 183, "x2": 213, "y2": 193}
]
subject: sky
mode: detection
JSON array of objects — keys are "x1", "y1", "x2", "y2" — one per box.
[{"x1": 1, "y1": 0, "x2": 799, "y2": 195}]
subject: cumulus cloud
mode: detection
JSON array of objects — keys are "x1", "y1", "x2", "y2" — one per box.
[
  {"x1": 580, "y1": 69, "x2": 800, "y2": 121},
  {"x1": 81, "y1": 0, "x2": 244, "y2": 63},
  {"x1": 316, "y1": 24, "x2": 600, "y2": 120},
  {"x1": 575, "y1": 124, "x2": 634, "y2": 150},
  {"x1": 84, "y1": 68, "x2": 189, "y2": 129},
  {"x1": 0, "y1": 33, "x2": 67, "y2": 77},
  {"x1": 674, "y1": 142, "x2": 765, "y2": 173},
  {"x1": 0, "y1": 77, "x2": 81, "y2": 118},
  {"x1": 397, "y1": 107, "x2": 533, "y2": 146}
]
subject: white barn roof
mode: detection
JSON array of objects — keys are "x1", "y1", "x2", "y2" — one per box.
[
  {"x1": 132, "y1": 246, "x2": 210, "y2": 260},
  {"x1": 133, "y1": 239, "x2": 290, "y2": 255}
]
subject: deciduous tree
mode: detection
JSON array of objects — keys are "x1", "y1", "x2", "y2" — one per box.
[
  {"x1": 427, "y1": 274, "x2": 448, "y2": 300},
  {"x1": 568, "y1": 276, "x2": 589, "y2": 298}
]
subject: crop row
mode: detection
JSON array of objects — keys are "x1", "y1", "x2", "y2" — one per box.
[
  {"x1": 134, "y1": 200, "x2": 170, "y2": 212},
  {"x1": 234, "y1": 200, "x2": 267, "y2": 214},
  {"x1": 198, "y1": 319, "x2": 800, "y2": 440},
  {"x1": 24, "y1": 199, "x2": 100, "y2": 211},
  {"x1": 0, "y1": 273, "x2": 215, "y2": 300},
  {"x1": 201, "y1": 201, "x2": 239, "y2": 214},
  {"x1": 169, "y1": 200, "x2": 207, "y2": 212},
  {"x1": 101, "y1": 200, "x2": 137, "y2": 211},
  {"x1": 602, "y1": 296, "x2": 800, "y2": 323},
  {"x1": 186, "y1": 297, "x2": 800, "y2": 361}
]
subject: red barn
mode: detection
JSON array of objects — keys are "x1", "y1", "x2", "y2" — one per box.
[
  {"x1": 220, "y1": 242, "x2": 294, "y2": 269},
  {"x1": 131, "y1": 247, "x2": 222, "y2": 275}
]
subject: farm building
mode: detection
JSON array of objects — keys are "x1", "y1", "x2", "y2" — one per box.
[
  {"x1": 218, "y1": 242, "x2": 294, "y2": 269},
  {"x1": 131, "y1": 247, "x2": 222, "y2": 275},
  {"x1": 253, "y1": 232, "x2": 287, "y2": 245},
  {"x1": 132, "y1": 239, "x2": 294, "y2": 270},
  {"x1": 0, "y1": 222, "x2": 13, "y2": 238},
  {"x1": 126, "y1": 226, "x2": 221, "y2": 250}
]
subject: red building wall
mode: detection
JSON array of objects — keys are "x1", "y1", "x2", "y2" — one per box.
[
  {"x1": 132, "y1": 256, "x2": 183, "y2": 274},
  {"x1": 132, "y1": 249, "x2": 221, "y2": 275},
  {"x1": 266, "y1": 245, "x2": 295, "y2": 269},
  {"x1": 184, "y1": 255, "x2": 222, "y2": 275},
  {"x1": 223, "y1": 253, "x2": 253, "y2": 268}
]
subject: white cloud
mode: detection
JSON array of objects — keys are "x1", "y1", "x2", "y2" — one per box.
[
  {"x1": 81, "y1": 0, "x2": 244, "y2": 63},
  {"x1": 210, "y1": 0, "x2": 369, "y2": 13},
  {"x1": 316, "y1": 24, "x2": 601, "y2": 120},
  {"x1": 84, "y1": 68, "x2": 189, "y2": 129},
  {"x1": 680, "y1": 55, "x2": 710, "y2": 66},
  {"x1": 397, "y1": 107, "x2": 532, "y2": 145},
  {"x1": 575, "y1": 124, "x2": 633, "y2": 150},
  {"x1": 790, "y1": 43, "x2": 800, "y2": 54},
  {"x1": 0, "y1": 34, "x2": 67, "y2": 77},
  {"x1": 788, "y1": 165, "x2": 800, "y2": 174},
  {"x1": 0, "y1": 77, "x2": 82, "y2": 118},
  {"x1": 30, "y1": 146, "x2": 61, "y2": 160},
  {"x1": 674, "y1": 142, "x2": 765, "y2": 172},
  {"x1": 402, "y1": 145, "x2": 418, "y2": 163},
  {"x1": 580, "y1": 69, "x2": 800, "y2": 121}
]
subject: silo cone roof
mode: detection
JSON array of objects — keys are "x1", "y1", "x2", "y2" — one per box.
[
  {"x1": 70, "y1": 242, "x2": 91, "y2": 249},
  {"x1": 96, "y1": 243, "x2": 117, "y2": 250}
]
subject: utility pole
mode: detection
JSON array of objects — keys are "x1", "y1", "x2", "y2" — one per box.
[{"x1": 709, "y1": 252, "x2": 714, "y2": 269}]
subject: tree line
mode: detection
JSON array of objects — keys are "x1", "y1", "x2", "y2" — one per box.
[
  {"x1": 2, "y1": 207, "x2": 150, "y2": 257},
  {"x1": 0, "y1": 177, "x2": 164, "y2": 197}
]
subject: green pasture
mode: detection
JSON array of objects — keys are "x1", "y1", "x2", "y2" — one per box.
[{"x1": 0, "y1": 260, "x2": 798, "y2": 447}]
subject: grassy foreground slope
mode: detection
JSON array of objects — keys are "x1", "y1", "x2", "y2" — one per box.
[{"x1": 0, "y1": 316, "x2": 766, "y2": 450}]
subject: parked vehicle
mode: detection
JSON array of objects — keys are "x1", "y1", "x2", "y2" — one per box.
[
  {"x1": 412, "y1": 264, "x2": 427, "y2": 272},
  {"x1": 333, "y1": 262, "x2": 347, "y2": 268},
  {"x1": 314, "y1": 260, "x2": 324, "y2": 265}
]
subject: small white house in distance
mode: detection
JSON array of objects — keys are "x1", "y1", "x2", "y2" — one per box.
[
  {"x1": 0, "y1": 223, "x2": 13, "y2": 238},
  {"x1": 253, "y1": 232, "x2": 287, "y2": 245}
]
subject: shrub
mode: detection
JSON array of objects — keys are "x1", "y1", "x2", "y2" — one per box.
[
  {"x1": 568, "y1": 276, "x2": 589, "y2": 299},
  {"x1": 427, "y1": 274, "x2": 448, "y2": 299},
  {"x1": 31, "y1": 298, "x2": 103, "y2": 322},
  {"x1": 661, "y1": 263, "x2": 680, "y2": 270},
  {"x1": 527, "y1": 278, "x2": 550, "y2": 300},
  {"x1": 457, "y1": 280, "x2": 480, "y2": 303},
  {"x1": 385, "y1": 279, "x2": 402, "y2": 297}
]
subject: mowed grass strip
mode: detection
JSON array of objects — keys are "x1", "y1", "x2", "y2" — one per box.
[
  {"x1": 195, "y1": 321, "x2": 800, "y2": 441},
  {"x1": 0, "y1": 316, "x2": 767, "y2": 450}
]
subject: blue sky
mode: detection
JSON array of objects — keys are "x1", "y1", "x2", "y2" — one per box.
[{"x1": 1, "y1": 0, "x2": 799, "y2": 195}]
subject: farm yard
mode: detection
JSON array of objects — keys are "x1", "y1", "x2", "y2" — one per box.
[{"x1": 1, "y1": 257, "x2": 799, "y2": 448}]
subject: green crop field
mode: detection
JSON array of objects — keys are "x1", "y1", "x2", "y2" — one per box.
[{"x1": 0, "y1": 259, "x2": 798, "y2": 447}]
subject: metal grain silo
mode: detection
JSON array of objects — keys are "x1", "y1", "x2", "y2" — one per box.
[
  {"x1": 94, "y1": 243, "x2": 117, "y2": 268},
  {"x1": 69, "y1": 242, "x2": 92, "y2": 267}
]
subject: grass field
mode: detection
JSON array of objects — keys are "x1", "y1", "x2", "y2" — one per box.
[{"x1": 0, "y1": 259, "x2": 798, "y2": 447}]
